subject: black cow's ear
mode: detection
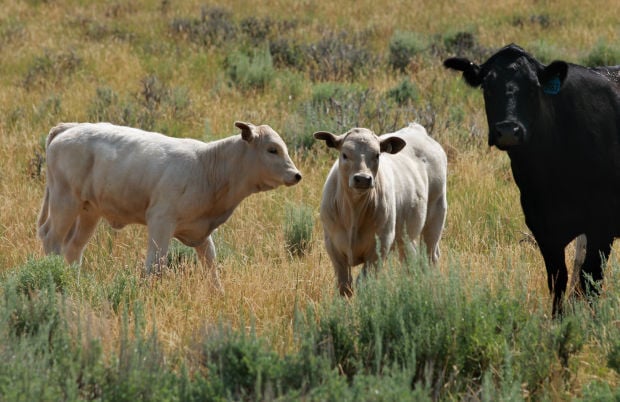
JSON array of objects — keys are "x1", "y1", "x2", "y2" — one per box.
[
  {"x1": 539, "y1": 61, "x2": 568, "y2": 95},
  {"x1": 380, "y1": 136, "x2": 406, "y2": 154},
  {"x1": 443, "y1": 57, "x2": 482, "y2": 87},
  {"x1": 314, "y1": 131, "x2": 343, "y2": 149}
]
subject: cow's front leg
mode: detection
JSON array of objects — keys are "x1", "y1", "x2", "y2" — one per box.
[
  {"x1": 145, "y1": 217, "x2": 175, "y2": 274},
  {"x1": 538, "y1": 240, "x2": 569, "y2": 317},
  {"x1": 195, "y1": 235, "x2": 223, "y2": 292},
  {"x1": 324, "y1": 236, "x2": 352, "y2": 296}
]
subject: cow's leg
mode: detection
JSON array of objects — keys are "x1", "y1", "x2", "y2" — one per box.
[
  {"x1": 145, "y1": 216, "x2": 175, "y2": 274},
  {"x1": 421, "y1": 195, "x2": 448, "y2": 264},
  {"x1": 538, "y1": 241, "x2": 569, "y2": 317},
  {"x1": 195, "y1": 235, "x2": 216, "y2": 267},
  {"x1": 578, "y1": 234, "x2": 612, "y2": 297},
  {"x1": 41, "y1": 185, "x2": 81, "y2": 260},
  {"x1": 569, "y1": 234, "x2": 587, "y2": 295},
  {"x1": 63, "y1": 212, "x2": 100, "y2": 264},
  {"x1": 395, "y1": 237, "x2": 417, "y2": 262},
  {"x1": 195, "y1": 235, "x2": 223, "y2": 291},
  {"x1": 324, "y1": 236, "x2": 352, "y2": 296}
]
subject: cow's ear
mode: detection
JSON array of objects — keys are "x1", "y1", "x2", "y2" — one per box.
[
  {"x1": 538, "y1": 61, "x2": 568, "y2": 95},
  {"x1": 235, "y1": 121, "x2": 259, "y2": 142},
  {"x1": 314, "y1": 131, "x2": 343, "y2": 149},
  {"x1": 443, "y1": 57, "x2": 482, "y2": 87},
  {"x1": 380, "y1": 136, "x2": 406, "y2": 154}
]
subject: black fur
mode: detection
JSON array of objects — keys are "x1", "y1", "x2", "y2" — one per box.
[{"x1": 445, "y1": 44, "x2": 620, "y2": 316}]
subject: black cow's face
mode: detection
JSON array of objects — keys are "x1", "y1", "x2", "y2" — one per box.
[
  {"x1": 480, "y1": 56, "x2": 541, "y2": 149},
  {"x1": 444, "y1": 44, "x2": 568, "y2": 151}
]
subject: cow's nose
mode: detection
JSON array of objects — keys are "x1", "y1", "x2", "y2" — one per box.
[
  {"x1": 352, "y1": 173, "x2": 373, "y2": 189},
  {"x1": 493, "y1": 121, "x2": 523, "y2": 149},
  {"x1": 294, "y1": 172, "x2": 302, "y2": 182}
]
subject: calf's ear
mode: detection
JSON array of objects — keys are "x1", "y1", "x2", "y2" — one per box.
[
  {"x1": 538, "y1": 61, "x2": 568, "y2": 95},
  {"x1": 235, "y1": 121, "x2": 259, "y2": 142},
  {"x1": 380, "y1": 136, "x2": 406, "y2": 154},
  {"x1": 314, "y1": 131, "x2": 343, "y2": 149},
  {"x1": 443, "y1": 57, "x2": 482, "y2": 87}
]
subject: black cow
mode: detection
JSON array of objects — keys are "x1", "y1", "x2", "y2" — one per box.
[{"x1": 444, "y1": 43, "x2": 620, "y2": 316}]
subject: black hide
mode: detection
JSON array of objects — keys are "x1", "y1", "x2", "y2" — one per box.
[{"x1": 444, "y1": 43, "x2": 620, "y2": 316}]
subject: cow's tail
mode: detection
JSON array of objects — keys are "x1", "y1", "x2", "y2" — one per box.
[
  {"x1": 46, "y1": 122, "x2": 79, "y2": 149},
  {"x1": 37, "y1": 185, "x2": 50, "y2": 231}
]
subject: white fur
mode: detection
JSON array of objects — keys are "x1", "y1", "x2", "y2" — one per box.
[
  {"x1": 38, "y1": 121, "x2": 301, "y2": 279},
  {"x1": 315, "y1": 123, "x2": 447, "y2": 295}
]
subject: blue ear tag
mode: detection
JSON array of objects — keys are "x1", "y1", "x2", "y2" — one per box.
[{"x1": 543, "y1": 76, "x2": 561, "y2": 95}]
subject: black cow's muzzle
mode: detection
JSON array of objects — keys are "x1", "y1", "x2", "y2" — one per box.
[{"x1": 490, "y1": 121, "x2": 524, "y2": 150}]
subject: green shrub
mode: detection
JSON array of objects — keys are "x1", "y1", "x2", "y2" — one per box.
[
  {"x1": 225, "y1": 46, "x2": 275, "y2": 91},
  {"x1": 169, "y1": 6, "x2": 237, "y2": 47},
  {"x1": 88, "y1": 78, "x2": 192, "y2": 133},
  {"x1": 304, "y1": 30, "x2": 377, "y2": 81},
  {"x1": 87, "y1": 87, "x2": 147, "y2": 128},
  {"x1": 526, "y1": 39, "x2": 563, "y2": 64},
  {"x1": 582, "y1": 40, "x2": 620, "y2": 66},
  {"x1": 106, "y1": 271, "x2": 139, "y2": 314},
  {"x1": 286, "y1": 81, "x2": 432, "y2": 150},
  {"x1": 103, "y1": 307, "x2": 178, "y2": 402},
  {"x1": 1, "y1": 257, "x2": 70, "y2": 337},
  {"x1": 284, "y1": 203, "x2": 314, "y2": 257},
  {"x1": 386, "y1": 79, "x2": 420, "y2": 106},
  {"x1": 388, "y1": 31, "x2": 427, "y2": 72},
  {"x1": 579, "y1": 381, "x2": 620, "y2": 401},
  {"x1": 201, "y1": 324, "x2": 330, "y2": 400},
  {"x1": 301, "y1": 255, "x2": 588, "y2": 398},
  {"x1": 9, "y1": 255, "x2": 72, "y2": 295},
  {"x1": 22, "y1": 49, "x2": 82, "y2": 90},
  {"x1": 270, "y1": 37, "x2": 306, "y2": 69}
]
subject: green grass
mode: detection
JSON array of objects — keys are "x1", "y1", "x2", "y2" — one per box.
[
  {"x1": 1, "y1": 0, "x2": 620, "y2": 399},
  {"x1": 2, "y1": 255, "x2": 619, "y2": 400}
]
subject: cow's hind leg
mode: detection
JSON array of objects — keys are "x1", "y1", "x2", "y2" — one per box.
[
  {"x1": 421, "y1": 195, "x2": 447, "y2": 264},
  {"x1": 63, "y1": 211, "x2": 100, "y2": 264},
  {"x1": 569, "y1": 234, "x2": 587, "y2": 295},
  {"x1": 195, "y1": 235, "x2": 223, "y2": 291},
  {"x1": 40, "y1": 186, "x2": 82, "y2": 260},
  {"x1": 578, "y1": 234, "x2": 613, "y2": 298}
]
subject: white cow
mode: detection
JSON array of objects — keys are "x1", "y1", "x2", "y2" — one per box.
[
  {"x1": 38, "y1": 121, "x2": 302, "y2": 281},
  {"x1": 314, "y1": 123, "x2": 447, "y2": 296}
]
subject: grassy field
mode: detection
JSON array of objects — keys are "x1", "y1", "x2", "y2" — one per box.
[{"x1": 1, "y1": 0, "x2": 620, "y2": 400}]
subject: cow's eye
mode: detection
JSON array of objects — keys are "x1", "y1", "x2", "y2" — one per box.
[
  {"x1": 268, "y1": 147, "x2": 278, "y2": 154},
  {"x1": 375, "y1": 153, "x2": 380, "y2": 160},
  {"x1": 342, "y1": 153, "x2": 348, "y2": 160}
]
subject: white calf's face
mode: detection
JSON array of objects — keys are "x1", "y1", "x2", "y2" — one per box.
[
  {"x1": 236, "y1": 122, "x2": 302, "y2": 191},
  {"x1": 314, "y1": 128, "x2": 407, "y2": 193},
  {"x1": 339, "y1": 129, "x2": 381, "y2": 191}
]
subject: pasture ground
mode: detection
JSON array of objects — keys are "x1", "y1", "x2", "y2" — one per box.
[{"x1": 1, "y1": 0, "x2": 620, "y2": 399}]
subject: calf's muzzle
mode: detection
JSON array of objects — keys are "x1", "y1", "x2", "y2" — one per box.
[{"x1": 351, "y1": 173, "x2": 373, "y2": 189}]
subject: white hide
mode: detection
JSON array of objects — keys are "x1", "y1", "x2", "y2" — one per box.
[
  {"x1": 314, "y1": 123, "x2": 447, "y2": 295},
  {"x1": 37, "y1": 121, "x2": 301, "y2": 280}
]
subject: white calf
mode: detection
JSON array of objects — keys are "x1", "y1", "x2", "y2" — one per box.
[
  {"x1": 314, "y1": 123, "x2": 447, "y2": 295},
  {"x1": 38, "y1": 121, "x2": 302, "y2": 279}
]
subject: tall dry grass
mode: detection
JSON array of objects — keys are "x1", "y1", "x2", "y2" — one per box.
[{"x1": 1, "y1": 0, "x2": 619, "y2": 395}]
